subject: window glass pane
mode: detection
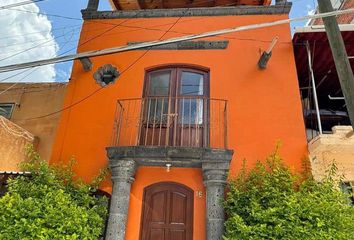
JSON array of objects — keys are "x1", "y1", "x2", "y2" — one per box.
[
  {"x1": 149, "y1": 71, "x2": 171, "y2": 96},
  {"x1": 179, "y1": 99, "x2": 203, "y2": 124},
  {"x1": 0, "y1": 104, "x2": 14, "y2": 119},
  {"x1": 180, "y1": 72, "x2": 204, "y2": 95},
  {"x1": 147, "y1": 98, "x2": 169, "y2": 124}
]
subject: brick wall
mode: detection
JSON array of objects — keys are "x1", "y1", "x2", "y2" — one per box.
[{"x1": 311, "y1": 0, "x2": 353, "y2": 25}]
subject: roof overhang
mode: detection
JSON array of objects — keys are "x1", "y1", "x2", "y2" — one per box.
[
  {"x1": 292, "y1": 24, "x2": 354, "y2": 126},
  {"x1": 109, "y1": 0, "x2": 272, "y2": 10}
]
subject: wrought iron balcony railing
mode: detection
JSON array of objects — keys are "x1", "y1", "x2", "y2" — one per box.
[{"x1": 112, "y1": 97, "x2": 228, "y2": 149}]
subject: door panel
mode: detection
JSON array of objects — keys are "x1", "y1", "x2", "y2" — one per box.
[
  {"x1": 150, "y1": 229, "x2": 165, "y2": 240},
  {"x1": 169, "y1": 192, "x2": 187, "y2": 225},
  {"x1": 140, "y1": 182, "x2": 193, "y2": 240},
  {"x1": 169, "y1": 230, "x2": 186, "y2": 240},
  {"x1": 176, "y1": 69, "x2": 208, "y2": 147},
  {"x1": 151, "y1": 191, "x2": 167, "y2": 223},
  {"x1": 140, "y1": 70, "x2": 173, "y2": 146}
]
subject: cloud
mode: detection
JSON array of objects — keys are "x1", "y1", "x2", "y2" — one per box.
[
  {"x1": 306, "y1": 4, "x2": 316, "y2": 15},
  {"x1": 0, "y1": 0, "x2": 58, "y2": 82}
]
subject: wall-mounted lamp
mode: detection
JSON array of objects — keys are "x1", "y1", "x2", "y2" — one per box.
[
  {"x1": 166, "y1": 163, "x2": 172, "y2": 172},
  {"x1": 257, "y1": 36, "x2": 279, "y2": 70},
  {"x1": 93, "y1": 64, "x2": 120, "y2": 87}
]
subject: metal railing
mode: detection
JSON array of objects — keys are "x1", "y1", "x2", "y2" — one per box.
[{"x1": 112, "y1": 97, "x2": 228, "y2": 149}]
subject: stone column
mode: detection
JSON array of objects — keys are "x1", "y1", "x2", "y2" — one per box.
[
  {"x1": 202, "y1": 162, "x2": 229, "y2": 240},
  {"x1": 106, "y1": 159, "x2": 137, "y2": 240}
]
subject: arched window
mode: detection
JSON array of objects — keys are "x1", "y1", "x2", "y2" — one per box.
[{"x1": 140, "y1": 66, "x2": 209, "y2": 147}]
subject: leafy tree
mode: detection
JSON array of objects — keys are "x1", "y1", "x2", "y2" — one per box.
[
  {"x1": 224, "y1": 147, "x2": 354, "y2": 240},
  {"x1": 0, "y1": 146, "x2": 108, "y2": 240}
]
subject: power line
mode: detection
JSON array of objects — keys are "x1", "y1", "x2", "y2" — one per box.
[
  {"x1": 13, "y1": 8, "x2": 354, "y2": 121},
  {"x1": 0, "y1": 68, "x2": 38, "y2": 95},
  {"x1": 0, "y1": 24, "x2": 81, "y2": 42},
  {"x1": 0, "y1": 0, "x2": 47, "y2": 10},
  {"x1": 16, "y1": 14, "x2": 184, "y2": 121},
  {"x1": 0, "y1": 7, "x2": 353, "y2": 74},
  {"x1": 0, "y1": 29, "x2": 72, "y2": 62},
  {"x1": 4, "y1": 0, "x2": 272, "y2": 29},
  {"x1": 0, "y1": 12, "x2": 139, "y2": 84},
  {"x1": 1, "y1": 1, "x2": 254, "y2": 46},
  {"x1": 0, "y1": 28, "x2": 77, "y2": 87}
]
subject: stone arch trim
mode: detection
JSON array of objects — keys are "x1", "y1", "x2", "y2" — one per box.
[{"x1": 144, "y1": 181, "x2": 194, "y2": 193}]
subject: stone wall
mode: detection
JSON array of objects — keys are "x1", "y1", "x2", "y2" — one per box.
[
  {"x1": 0, "y1": 116, "x2": 36, "y2": 171},
  {"x1": 310, "y1": 0, "x2": 354, "y2": 25},
  {"x1": 309, "y1": 126, "x2": 354, "y2": 181}
]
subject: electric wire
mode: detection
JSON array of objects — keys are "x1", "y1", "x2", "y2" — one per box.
[
  {"x1": 0, "y1": 22, "x2": 78, "y2": 85},
  {"x1": 0, "y1": 0, "x2": 285, "y2": 48},
  {"x1": 0, "y1": 0, "x2": 47, "y2": 10},
  {"x1": 0, "y1": 11, "x2": 139, "y2": 84},
  {"x1": 0, "y1": 24, "x2": 81, "y2": 41},
  {"x1": 0, "y1": 7, "x2": 353, "y2": 73},
  {"x1": 6, "y1": 7, "x2": 354, "y2": 120},
  {"x1": 0, "y1": 28, "x2": 79, "y2": 62},
  {"x1": 0, "y1": 27, "x2": 80, "y2": 83},
  {"x1": 16, "y1": 13, "x2": 184, "y2": 121}
]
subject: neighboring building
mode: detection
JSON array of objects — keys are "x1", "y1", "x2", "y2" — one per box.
[
  {"x1": 308, "y1": 0, "x2": 354, "y2": 25},
  {"x1": 0, "y1": 116, "x2": 36, "y2": 171},
  {"x1": 0, "y1": 83, "x2": 67, "y2": 161},
  {"x1": 292, "y1": 25, "x2": 354, "y2": 184},
  {"x1": 51, "y1": 0, "x2": 307, "y2": 239}
]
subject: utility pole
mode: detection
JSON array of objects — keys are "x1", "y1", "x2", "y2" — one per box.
[{"x1": 317, "y1": 0, "x2": 354, "y2": 129}]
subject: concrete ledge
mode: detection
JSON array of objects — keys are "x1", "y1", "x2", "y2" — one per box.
[
  {"x1": 127, "y1": 40, "x2": 229, "y2": 50},
  {"x1": 82, "y1": 5, "x2": 291, "y2": 20},
  {"x1": 106, "y1": 146, "x2": 233, "y2": 168}
]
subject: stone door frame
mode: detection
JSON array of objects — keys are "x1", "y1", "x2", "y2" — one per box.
[{"x1": 105, "y1": 146, "x2": 233, "y2": 240}]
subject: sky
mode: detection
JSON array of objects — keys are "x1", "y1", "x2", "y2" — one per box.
[{"x1": 0, "y1": 0, "x2": 316, "y2": 83}]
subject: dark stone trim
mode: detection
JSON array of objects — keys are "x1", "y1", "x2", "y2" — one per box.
[
  {"x1": 106, "y1": 146, "x2": 233, "y2": 168},
  {"x1": 127, "y1": 40, "x2": 228, "y2": 50},
  {"x1": 106, "y1": 146, "x2": 233, "y2": 240},
  {"x1": 82, "y1": 5, "x2": 291, "y2": 20}
]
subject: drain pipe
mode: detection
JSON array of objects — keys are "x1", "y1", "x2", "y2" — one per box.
[{"x1": 306, "y1": 41, "x2": 323, "y2": 134}]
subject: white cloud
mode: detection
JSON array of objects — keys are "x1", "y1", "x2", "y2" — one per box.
[
  {"x1": 306, "y1": 4, "x2": 316, "y2": 15},
  {"x1": 0, "y1": 0, "x2": 58, "y2": 82}
]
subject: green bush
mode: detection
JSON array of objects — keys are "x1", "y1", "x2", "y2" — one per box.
[
  {"x1": 224, "y1": 148, "x2": 354, "y2": 240},
  {"x1": 0, "y1": 146, "x2": 108, "y2": 240}
]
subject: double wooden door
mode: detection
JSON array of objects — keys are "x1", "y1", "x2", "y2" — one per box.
[
  {"x1": 140, "y1": 182, "x2": 194, "y2": 240},
  {"x1": 140, "y1": 67, "x2": 209, "y2": 147}
]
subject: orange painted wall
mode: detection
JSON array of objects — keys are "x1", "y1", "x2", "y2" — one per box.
[{"x1": 51, "y1": 13, "x2": 308, "y2": 239}]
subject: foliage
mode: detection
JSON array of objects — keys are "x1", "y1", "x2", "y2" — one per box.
[
  {"x1": 0, "y1": 146, "x2": 109, "y2": 240},
  {"x1": 223, "y1": 147, "x2": 354, "y2": 240}
]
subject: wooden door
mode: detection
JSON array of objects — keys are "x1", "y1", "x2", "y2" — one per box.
[
  {"x1": 140, "y1": 67, "x2": 209, "y2": 147},
  {"x1": 140, "y1": 182, "x2": 194, "y2": 240},
  {"x1": 140, "y1": 68, "x2": 175, "y2": 146},
  {"x1": 175, "y1": 68, "x2": 209, "y2": 147}
]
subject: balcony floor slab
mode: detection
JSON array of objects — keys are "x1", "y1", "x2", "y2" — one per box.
[{"x1": 106, "y1": 146, "x2": 233, "y2": 168}]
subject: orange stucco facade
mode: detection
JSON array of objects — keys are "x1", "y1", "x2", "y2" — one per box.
[{"x1": 51, "y1": 11, "x2": 307, "y2": 240}]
